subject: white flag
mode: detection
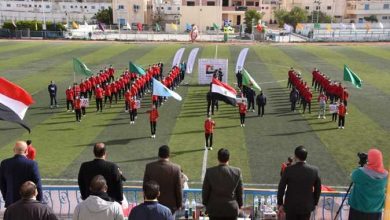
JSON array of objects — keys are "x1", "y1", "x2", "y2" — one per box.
[
  {"x1": 235, "y1": 48, "x2": 249, "y2": 73},
  {"x1": 153, "y1": 78, "x2": 182, "y2": 101},
  {"x1": 126, "y1": 22, "x2": 131, "y2": 30},
  {"x1": 351, "y1": 23, "x2": 356, "y2": 30},
  {"x1": 186, "y1": 48, "x2": 199, "y2": 74},
  {"x1": 172, "y1": 48, "x2": 185, "y2": 68},
  {"x1": 379, "y1": 22, "x2": 384, "y2": 29}
]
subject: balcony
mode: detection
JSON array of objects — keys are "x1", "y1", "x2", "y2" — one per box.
[
  {"x1": 346, "y1": 8, "x2": 390, "y2": 15},
  {"x1": 222, "y1": 5, "x2": 262, "y2": 12}
]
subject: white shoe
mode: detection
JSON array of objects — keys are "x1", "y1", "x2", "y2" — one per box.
[
  {"x1": 323, "y1": 116, "x2": 326, "y2": 119},
  {"x1": 209, "y1": 147, "x2": 213, "y2": 150},
  {"x1": 130, "y1": 121, "x2": 132, "y2": 124},
  {"x1": 243, "y1": 124, "x2": 245, "y2": 127},
  {"x1": 342, "y1": 127, "x2": 344, "y2": 129},
  {"x1": 151, "y1": 135, "x2": 154, "y2": 138},
  {"x1": 125, "y1": 110, "x2": 129, "y2": 113},
  {"x1": 72, "y1": 110, "x2": 75, "y2": 113},
  {"x1": 338, "y1": 126, "x2": 341, "y2": 129},
  {"x1": 154, "y1": 135, "x2": 156, "y2": 138},
  {"x1": 318, "y1": 115, "x2": 321, "y2": 119},
  {"x1": 240, "y1": 124, "x2": 243, "y2": 127}
]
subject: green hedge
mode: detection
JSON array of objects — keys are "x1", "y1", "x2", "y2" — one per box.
[{"x1": 2, "y1": 20, "x2": 66, "y2": 31}]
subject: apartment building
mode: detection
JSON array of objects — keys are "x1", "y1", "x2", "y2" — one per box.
[
  {"x1": 0, "y1": 0, "x2": 111, "y2": 25},
  {"x1": 112, "y1": 0, "x2": 149, "y2": 26},
  {"x1": 345, "y1": 0, "x2": 390, "y2": 23}
]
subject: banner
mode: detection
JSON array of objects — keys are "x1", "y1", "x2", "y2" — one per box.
[
  {"x1": 172, "y1": 48, "x2": 185, "y2": 68},
  {"x1": 235, "y1": 48, "x2": 249, "y2": 73},
  {"x1": 186, "y1": 48, "x2": 200, "y2": 74},
  {"x1": 80, "y1": 98, "x2": 89, "y2": 107},
  {"x1": 198, "y1": 59, "x2": 228, "y2": 84}
]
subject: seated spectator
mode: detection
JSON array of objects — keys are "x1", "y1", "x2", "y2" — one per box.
[
  {"x1": 73, "y1": 175, "x2": 124, "y2": 220},
  {"x1": 128, "y1": 181, "x2": 173, "y2": 220},
  {"x1": 26, "y1": 140, "x2": 36, "y2": 160},
  {"x1": 4, "y1": 181, "x2": 58, "y2": 220}
]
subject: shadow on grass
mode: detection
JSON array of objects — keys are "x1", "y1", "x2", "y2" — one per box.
[
  {"x1": 269, "y1": 127, "x2": 336, "y2": 136},
  {"x1": 114, "y1": 149, "x2": 204, "y2": 164},
  {"x1": 71, "y1": 136, "x2": 150, "y2": 147},
  {"x1": 47, "y1": 128, "x2": 75, "y2": 131}
]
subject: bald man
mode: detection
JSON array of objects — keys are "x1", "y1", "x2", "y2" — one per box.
[
  {"x1": 0, "y1": 141, "x2": 43, "y2": 207},
  {"x1": 78, "y1": 143, "x2": 124, "y2": 203}
]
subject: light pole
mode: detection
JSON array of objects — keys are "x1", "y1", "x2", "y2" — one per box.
[
  {"x1": 41, "y1": 0, "x2": 46, "y2": 30},
  {"x1": 314, "y1": 0, "x2": 321, "y2": 24}
]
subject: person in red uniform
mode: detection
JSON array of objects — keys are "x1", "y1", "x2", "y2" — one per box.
[
  {"x1": 74, "y1": 96, "x2": 82, "y2": 122},
  {"x1": 129, "y1": 96, "x2": 137, "y2": 124},
  {"x1": 238, "y1": 100, "x2": 247, "y2": 127},
  {"x1": 204, "y1": 116, "x2": 216, "y2": 151},
  {"x1": 280, "y1": 156, "x2": 293, "y2": 176},
  {"x1": 80, "y1": 80, "x2": 87, "y2": 98},
  {"x1": 343, "y1": 87, "x2": 349, "y2": 107},
  {"x1": 104, "y1": 83, "x2": 112, "y2": 108},
  {"x1": 152, "y1": 95, "x2": 159, "y2": 109},
  {"x1": 148, "y1": 105, "x2": 159, "y2": 138},
  {"x1": 26, "y1": 140, "x2": 36, "y2": 160},
  {"x1": 95, "y1": 85, "x2": 104, "y2": 112},
  {"x1": 110, "y1": 82, "x2": 118, "y2": 104},
  {"x1": 65, "y1": 86, "x2": 74, "y2": 112},
  {"x1": 338, "y1": 102, "x2": 347, "y2": 129},
  {"x1": 124, "y1": 89, "x2": 131, "y2": 113},
  {"x1": 302, "y1": 88, "x2": 312, "y2": 114}
]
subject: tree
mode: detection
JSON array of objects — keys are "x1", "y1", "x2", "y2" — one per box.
[
  {"x1": 308, "y1": 11, "x2": 332, "y2": 23},
  {"x1": 274, "y1": 7, "x2": 307, "y2": 31},
  {"x1": 93, "y1": 7, "x2": 113, "y2": 25},
  {"x1": 364, "y1": 15, "x2": 378, "y2": 23},
  {"x1": 244, "y1": 9, "x2": 263, "y2": 34}
]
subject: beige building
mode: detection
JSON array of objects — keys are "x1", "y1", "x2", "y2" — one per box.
[
  {"x1": 180, "y1": 6, "x2": 222, "y2": 32},
  {"x1": 345, "y1": 0, "x2": 390, "y2": 23},
  {"x1": 112, "y1": 0, "x2": 149, "y2": 26}
]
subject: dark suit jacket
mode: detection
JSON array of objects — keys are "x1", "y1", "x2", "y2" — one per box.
[
  {"x1": 0, "y1": 155, "x2": 43, "y2": 207},
  {"x1": 277, "y1": 161, "x2": 322, "y2": 214},
  {"x1": 4, "y1": 199, "x2": 58, "y2": 220},
  {"x1": 78, "y1": 159, "x2": 123, "y2": 203},
  {"x1": 143, "y1": 159, "x2": 182, "y2": 213},
  {"x1": 202, "y1": 164, "x2": 243, "y2": 218}
]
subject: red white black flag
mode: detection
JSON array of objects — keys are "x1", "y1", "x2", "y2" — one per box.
[
  {"x1": 211, "y1": 78, "x2": 237, "y2": 106},
  {"x1": 0, "y1": 77, "x2": 34, "y2": 132}
]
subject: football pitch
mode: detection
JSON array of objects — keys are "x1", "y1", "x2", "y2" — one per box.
[{"x1": 0, "y1": 40, "x2": 389, "y2": 188}]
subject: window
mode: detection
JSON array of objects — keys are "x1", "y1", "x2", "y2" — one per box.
[
  {"x1": 29, "y1": 4, "x2": 32, "y2": 7},
  {"x1": 39, "y1": 4, "x2": 41, "y2": 7},
  {"x1": 91, "y1": 5, "x2": 95, "y2": 9},
  {"x1": 255, "y1": 2, "x2": 259, "y2": 6},
  {"x1": 261, "y1": 6, "x2": 264, "y2": 9},
  {"x1": 6, "y1": 3, "x2": 11, "y2": 7},
  {"x1": 84, "y1": 6, "x2": 87, "y2": 8},
  {"x1": 118, "y1": 5, "x2": 124, "y2": 9},
  {"x1": 246, "y1": 1, "x2": 254, "y2": 6},
  {"x1": 46, "y1": 5, "x2": 49, "y2": 8},
  {"x1": 62, "y1": 5, "x2": 65, "y2": 9},
  {"x1": 207, "y1": 1, "x2": 215, "y2": 6},
  {"x1": 177, "y1": 7, "x2": 180, "y2": 10},
  {"x1": 382, "y1": 16, "x2": 388, "y2": 20},
  {"x1": 75, "y1": 5, "x2": 77, "y2": 8},
  {"x1": 364, "y1": 4, "x2": 369, "y2": 10},
  {"x1": 316, "y1": 6, "x2": 320, "y2": 10},
  {"x1": 384, "y1": 4, "x2": 389, "y2": 9},
  {"x1": 70, "y1": 5, "x2": 73, "y2": 8},
  {"x1": 305, "y1": 6, "x2": 309, "y2": 10},
  {"x1": 327, "y1": 6, "x2": 331, "y2": 10},
  {"x1": 101, "y1": 6, "x2": 105, "y2": 9},
  {"x1": 167, "y1": 6, "x2": 172, "y2": 10},
  {"x1": 187, "y1": 1, "x2": 195, "y2": 6}
]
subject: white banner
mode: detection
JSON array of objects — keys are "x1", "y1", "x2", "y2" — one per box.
[
  {"x1": 235, "y1": 48, "x2": 249, "y2": 73},
  {"x1": 172, "y1": 48, "x2": 185, "y2": 68},
  {"x1": 186, "y1": 48, "x2": 199, "y2": 74},
  {"x1": 198, "y1": 59, "x2": 228, "y2": 85}
]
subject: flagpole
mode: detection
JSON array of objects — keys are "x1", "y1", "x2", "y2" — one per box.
[{"x1": 73, "y1": 71, "x2": 76, "y2": 83}]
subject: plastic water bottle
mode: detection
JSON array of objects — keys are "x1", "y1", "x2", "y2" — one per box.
[
  {"x1": 191, "y1": 199, "x2": 196, "y2": 218},
  {"x1": 266, "y1": 196, "x2": 272, "y2": 211},
  {"x1": 260, "y1": 196, "x2": 265, "y2": 217},
  {"x1": 253, "y1": 196, "x2": 259, "y2": 218},
  {"x1": 271, "y1": 195, "x2": 277, "y2": 211},
  {"x1": 184, "y1": 199, "x2": 189, "y2": 219}
]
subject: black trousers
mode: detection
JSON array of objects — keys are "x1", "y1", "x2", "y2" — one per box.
[
  {"x1": 50, "y1": 94, "x2": 57, "y2": 106},
  {"x1": 338, "y1": 115, "x2": 345, "y2": 127},
  {"x1": 286, "y1": 212, "x2": 311, "y2": 220},
  {"x1": 248, "y1": 99, "x2": 255, "y2": 110},
  {"x1": 66, "y1": 100, "x2": 74, "y2": 110},
  {"x1": 291, "y1": 101, "x2": 297, "y2": 111},
  {"x1": 205, "y1": 133, "x2": 213, "y2": 148},
  {"x1": 104, "y1": 96, "x2": 112, "y2": 105},
  {"x1": 348, "y1": 207, "x2": 382, "y2": 220},
  {"x1": 258, "y1": 104, "x2": 265, "y2": 116},
  {"x1": 75, "y1": 109, "x2": 81, "y2": 121},
  {"x1": 88, "y1": 90, "x2": 92, "y2": 100},
  {"x1": 130, "y1": 110, "x2": 136, "y2": 121},
  {"x1": 150, "y1": 121, "x2": 157, "y2": 135},
  {"x1": 125, "y1": 101, "x2": 129, "y2": 111},
  {"x1": 240, "y1": 113, "x2": 245, "y2": 124},
  {"x1": 210, "y1": 217, "x2": 236, "y2": 220},
  {"x1": 332, "y1": 113, "x2": 338, "y2": 122},
  {"x1": 153, "y1": 100, "x2": 159, "y2": 109},
  {"x1": 112, "y1": 93, "x2": 118, "y2": 104},
  {"x1": 96, "y1": 98, "x2": 103, "y2": 112},
  {"x1": 303, "y1": 101, "x2": 311, "y2": 113},
  {"x1": 81, "y1": 107, "x2": 86, "y2": 116}
]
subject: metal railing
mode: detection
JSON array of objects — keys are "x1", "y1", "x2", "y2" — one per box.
[{"x1": 0, "y1": 186, "x2": 352, "y2": 219}]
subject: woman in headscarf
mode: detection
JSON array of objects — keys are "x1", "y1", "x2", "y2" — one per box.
[{"x1": 348, "y1": 148, "x2": 388, "y2": 220}]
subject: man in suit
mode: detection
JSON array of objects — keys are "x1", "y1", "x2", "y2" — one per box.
[
  {"x1": 0, "y1": 141, "x2": 43, "y2": 207},
  {"x1": 4, "y1": 181, "x2": 58, "y2": 220},
  {"x1": 277, "y1": 146, "x2": 322, "y2": 220},
  {"x1": 202, "y1": 148, "x2": 243, "y2": 220},
  {"x1": 143, "y1": 145, "x2": 182, "y2": 216},
  {"x1": 78, "y1": 143, "x2": 124, "y2": 203}
]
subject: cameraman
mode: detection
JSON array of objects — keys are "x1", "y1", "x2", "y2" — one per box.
[{"x1": 348, "y1": 148, "x2": 388, "y2": 220}]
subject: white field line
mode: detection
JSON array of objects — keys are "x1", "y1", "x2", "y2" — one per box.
[{"x1": 201, "y1": 147, "x2": 208, "y2": 182}]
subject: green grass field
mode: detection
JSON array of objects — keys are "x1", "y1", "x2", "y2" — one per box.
[{"x1": 1, "y1": 40, "x2": 389, "y2": 188}]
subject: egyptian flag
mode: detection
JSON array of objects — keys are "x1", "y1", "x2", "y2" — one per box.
[
  {"x1": 0, "y1": 77, "x2": 34, "y2": 132},
  {"x1": 211, "y1": 78, "x2": 237, "y2": 106}
]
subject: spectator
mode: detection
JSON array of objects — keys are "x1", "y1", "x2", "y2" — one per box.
[
  {"x1": 4, "y1": 181, "x2": 58, "y2": 220},
  {"x1": 277, "y1": 146, "x2": 321, "y2": 220},
  {"x1": 143, "y1": 145, "x2": 182, "y2": 216},
  {"x1": 202, "y1": 148, "x2": 243, "y2": 220},
  {"x1": 280, "y1": 156, "x2": 293, "y2": 176},
  {"x1": 348, "y1": 148, "x2": 388, "y2": 220},
  {"x1": 26, "y1": 140, "x2": 36, "y2": 160},
  {"x1": 48, "y1": 80, "x2": 58, "y2": 108},
  {"x1": 0, "y1": 141, "x2": 43, "y2": 207},
  {"x1": 128, "y1": 181, "x2": 173, "y2": 220},
  {"x1": 73, "y1": 175, "x2": 124, "y2": 220},
  {"x1": 78, "y1": 143, "x2": 124, "y2": 203},
  {"x1": 256, "y1": 91, "x2": 267, "y2": 117},
  {"x1": 181, "y1": 169, "x2": 189, "y2": 190},
  {"x1": 290, "y1": 87, "x2": 299, "y2": 112}
]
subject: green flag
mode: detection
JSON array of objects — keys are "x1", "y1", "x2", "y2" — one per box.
[
  {"x1": 155, "y1": 23, "x2": 161, "y2": 32},
  {"x1": 344, "y1": 64, "x2": 362, "y2": 88},
  {"x1": 242, "y1": 69, "x2": 261, "y2": 91},
  {"x1": 129, "y1": 62, "x2": 146, "y2": 75},
  {"x1": 73, "y1": 58, "x2": 92, "y2": 76},
  {"x1": 213, "y1": 23, "x2": 220, "y2": 30}
]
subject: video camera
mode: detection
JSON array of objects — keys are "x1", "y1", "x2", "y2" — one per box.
[{"x1": 357, "y1": 152, "x2": 368, "y2": 167}]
